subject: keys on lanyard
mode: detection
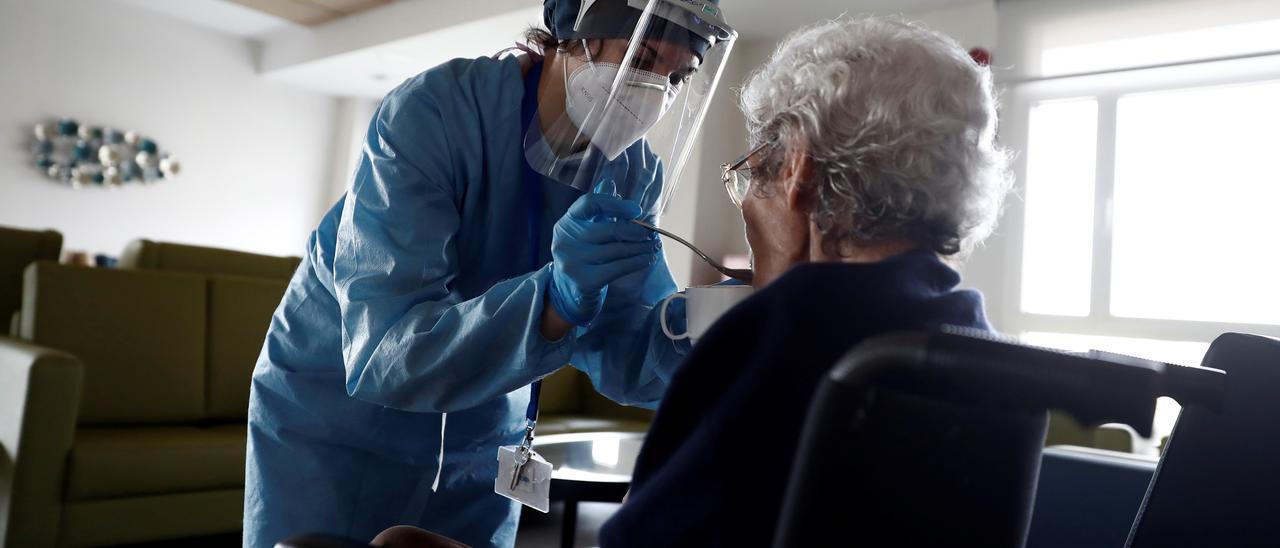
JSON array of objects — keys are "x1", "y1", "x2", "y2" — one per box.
[
  {"x1": 495, "y1": 382, "x2": 553, "y2": 513},
  {"x1": 510, "y1": 423, "x2": 535, "y2": 490}
]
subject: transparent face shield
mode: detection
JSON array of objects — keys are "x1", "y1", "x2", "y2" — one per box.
[{"x1": 525, "y1": 0, "x2": 736, "y2": 214}]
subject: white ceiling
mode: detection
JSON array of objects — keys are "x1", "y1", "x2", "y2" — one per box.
[
  {"x1": 729, "y1": 0, "x2": 977, "y2": 38},
  {"x1": 120, "y1": 0, "x2": 975, "y2": 39},
  {"x1": 120, "y1": 0, "x2": 981, "y2": 98},
  {"x1": 261, "y1": 6, "x2": 545, "y2": 98},
  {"x1": 115, "y1": 0, "x2": 297, "y2": 37},
  {"x1": 225, "y1": 0, "x2": 394, "y2": 26}
]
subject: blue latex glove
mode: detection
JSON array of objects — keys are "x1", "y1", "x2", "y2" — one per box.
[{"x1": 549, "y1": 188, "x2": 662, "y2": 326}]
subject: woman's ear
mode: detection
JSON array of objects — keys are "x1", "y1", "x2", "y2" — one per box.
[{"x1": 782, "y1": 146, "x2": 813, "y2": 213}]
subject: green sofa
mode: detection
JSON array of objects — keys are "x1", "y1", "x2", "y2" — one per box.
[
  {"x1": 1, "y1": 226, "x2": 62, "y2": 335},
  {"x1": 1, "y1": 240, "x2": 654, "y2": 546},
  {"x1": 2, "y1": 261, "x2": 286, "y2": 546}
]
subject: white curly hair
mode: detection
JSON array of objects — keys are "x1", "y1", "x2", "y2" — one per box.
[{"x1": 739, "y1": 16, "x2": 1012, "y2": 256}]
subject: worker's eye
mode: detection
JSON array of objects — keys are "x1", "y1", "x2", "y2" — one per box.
[
  {"x1": 670, "y1": 69, "x2": 696, "y2": 88},
  {"x1": 631, "y1": 55, "x2": 659, "y2": 73}
]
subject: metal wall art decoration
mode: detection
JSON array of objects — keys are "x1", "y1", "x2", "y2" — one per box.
[{"x1": 30, "y1": 118, "x2": 181, "y2": 188}]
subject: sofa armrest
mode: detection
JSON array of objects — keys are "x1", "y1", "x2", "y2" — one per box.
[{"x1": 0, "y1": 336, "x2": 83, "y2": 547}]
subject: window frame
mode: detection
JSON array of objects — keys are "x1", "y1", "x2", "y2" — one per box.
[{"x1": 998, "y1": 52, "x2": 1280, "y2": 350}]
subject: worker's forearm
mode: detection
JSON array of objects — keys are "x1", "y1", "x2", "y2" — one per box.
[{"x1": 540, "y1": 294, "x2": 574, "y2": 341}]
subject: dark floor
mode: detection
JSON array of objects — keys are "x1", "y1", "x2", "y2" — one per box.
[{"x1": 113, "y1": 501, "x2": 621, "y2": 548}]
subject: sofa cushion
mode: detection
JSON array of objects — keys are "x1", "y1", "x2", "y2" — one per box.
[
  {"x1": 121, "y1": 239, "x2": 301, "y2": 281},
  {"x1": 206, "y1": 275, "x2": 287, "y2": 420},
  {"x1": 66, "y1": 424, "x2": 246, "y2": 501},
  {"x1": 22, "y1": 262, "x2": 207, "y2": 424},
  {"x1": 61, "y1": 489, "x2": 244, "y2": 547}
]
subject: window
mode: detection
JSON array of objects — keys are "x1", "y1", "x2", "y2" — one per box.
[
  {"x1": 997, "y1": 4, "x2": 1280, "y2": 438},
  {"x1": 1110, "y1": 82, "x2": 1280, "y2": 325},
  {"x1": 1020, "y1": 99, "x2": 1097, "y2": 317}
]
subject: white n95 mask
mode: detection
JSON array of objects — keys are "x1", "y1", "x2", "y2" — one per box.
[{"x1": 565, "y1": 59, "x2": 676, "y2": 160}]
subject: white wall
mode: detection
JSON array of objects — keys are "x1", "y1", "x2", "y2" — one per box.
[
  {"x1": 0, "y1": 0, "x2": 338, "y2": 258},
  {"x1": 908, "y1": 1, "x2": 998, "y2": 47},
  {"x1": 323, "y1": 97, "x2": 379, "y2": 206},
  {"x1": 663, "y1": 1, "x2": 1007, "y2": 306}
]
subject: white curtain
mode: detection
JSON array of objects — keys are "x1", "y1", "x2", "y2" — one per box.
[{"x1": 996, "y1": 0, "x2": 1280, "y2": 81}]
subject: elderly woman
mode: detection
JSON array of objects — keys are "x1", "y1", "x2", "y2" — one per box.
[{"x1": 598, "y1": 16, "x2": 1011, "y2": 546}]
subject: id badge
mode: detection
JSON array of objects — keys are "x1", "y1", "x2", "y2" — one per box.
[{"x1": 495, "y1": 445, "x2": 552, "y2": 513}]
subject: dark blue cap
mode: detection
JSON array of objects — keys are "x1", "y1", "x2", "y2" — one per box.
[
  {"x1": 544, "y1": 0, "x2": 724, "y2": 59},
  {"x1": 543, "y1": 0, "x2": 583, "y2": 40}
]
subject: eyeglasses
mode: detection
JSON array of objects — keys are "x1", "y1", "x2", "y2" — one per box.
[{"x1": 721, "y1": 141, "x2": 771, "y2": 209}]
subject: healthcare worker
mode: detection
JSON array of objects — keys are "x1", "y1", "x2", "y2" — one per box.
[{"x1": 242, "y1": 1, "x2": 737, "y2": 546}]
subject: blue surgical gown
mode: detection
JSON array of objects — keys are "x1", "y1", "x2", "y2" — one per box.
[{"x1": 243, "y1": 55, "x2": 687, "y2": 548}]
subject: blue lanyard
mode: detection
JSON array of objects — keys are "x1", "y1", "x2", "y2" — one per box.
[{"x1": 520, "y1": 58, "x2": 546, "y2": 426}]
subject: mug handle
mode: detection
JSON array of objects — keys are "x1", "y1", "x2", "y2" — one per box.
[{"x1": 659, "y1": 293, "x2": 689, "y2": 341}]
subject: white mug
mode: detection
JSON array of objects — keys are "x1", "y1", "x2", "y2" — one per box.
[{"x1": 659, "y1": 284, "x2": 754, "y2": 342}]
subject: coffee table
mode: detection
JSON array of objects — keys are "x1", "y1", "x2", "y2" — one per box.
[{"x1": 531, "y1": 432, "x2": 646, "y2": 548}]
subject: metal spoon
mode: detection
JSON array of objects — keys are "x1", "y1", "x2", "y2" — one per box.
[{"x1": 631, "y1": 219, "x2": 754, "y2": 283}]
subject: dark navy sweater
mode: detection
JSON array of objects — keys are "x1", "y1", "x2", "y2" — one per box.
[{"x1": 598, "y1": 251, "x2": 990, "y2": 547}]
